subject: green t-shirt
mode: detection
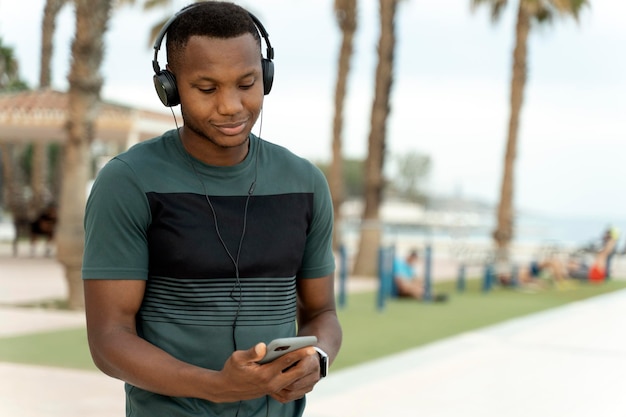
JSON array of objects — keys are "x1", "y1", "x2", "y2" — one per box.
[{"x1": 83, "y1": 130, "x2": 335, "y2": 417}]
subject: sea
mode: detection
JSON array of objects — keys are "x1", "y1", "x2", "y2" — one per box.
[
  {"x1": 341, "y1": 210, "x2": 626, "y2": 265},
  {"x1": 513, "y1": 212, "x2": 624, "y2": 248}
]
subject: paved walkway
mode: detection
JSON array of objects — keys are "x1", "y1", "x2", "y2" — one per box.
[{"x1": 1, "y1": 254, "x2": 625, "y2": 416}]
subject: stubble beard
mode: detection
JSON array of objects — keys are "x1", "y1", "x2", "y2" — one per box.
[{"x1": 182, "y1": 111, "x2": 250, "y2": 150}]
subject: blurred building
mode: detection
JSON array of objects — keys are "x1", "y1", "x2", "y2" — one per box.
[{"x1": 0, "y1": 88, "x2": 173, "y2": 165}]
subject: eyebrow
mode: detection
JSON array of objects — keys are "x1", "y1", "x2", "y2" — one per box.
[{"x1": 192, "y1": 69, "x2": 258, "y2": 84}]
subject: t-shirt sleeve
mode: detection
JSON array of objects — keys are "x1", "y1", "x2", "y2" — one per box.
[
  {"x1": 298, "y1": 164, "x2": 335, "y2": 279},
  {"x1": 82, "y1": 157, "x2": 152, "y2": 280}
]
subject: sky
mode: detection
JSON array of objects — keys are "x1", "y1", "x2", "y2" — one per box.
[{"x1": 0, "y1": 0, "x2": 624, "y2": 225}]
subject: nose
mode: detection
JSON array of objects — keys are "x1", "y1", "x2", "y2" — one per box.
[{"x1": 217, "y1": 87, "x2": 244, "y2": 115}]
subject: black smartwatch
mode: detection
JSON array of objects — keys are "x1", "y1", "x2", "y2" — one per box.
[{"x1": 314, "y1": 347, "x2": 329, "y2": 378}]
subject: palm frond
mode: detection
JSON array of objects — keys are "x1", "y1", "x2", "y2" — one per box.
[
  {"x1": 148, "y1": 17, "x2": 170, "y2": 48},
  {"x1": 470, "y1": 0, "x2": 509, "y2": 23},
  {"x1": 115, "y1": 0, "x2": 137, "y2": 7},
  {"x1": 550, "y1": 0, "x2": 589, "y2": 20},
  {"x1": 522, "y1": 0, "x2": 589, "y2": 23},
  {"x1": 143, "y1": 0, "x2": 174, "y2": 12}
]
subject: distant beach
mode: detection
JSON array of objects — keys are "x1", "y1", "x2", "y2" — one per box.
[{"x1": 338, "y1": 210, "x2": 626, "y2": 281}]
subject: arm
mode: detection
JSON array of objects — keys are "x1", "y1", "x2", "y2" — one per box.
[
  {"x1": 593, "y1": 237, "x2": 618, "y2": 270},
  {"x1": 84, "y1": 279, "x2": 315, "y2": 403},
  {"x1": 296, "y1": 274, "x2": 342, "y2": 364},
  {"x1": 269, "y1": 274, "x2": 342, "y2": 403}
]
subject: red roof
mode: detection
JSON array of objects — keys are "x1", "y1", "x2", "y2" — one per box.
[{"x1": 0, "y1": 89, "x2": 173, "y2": 143}]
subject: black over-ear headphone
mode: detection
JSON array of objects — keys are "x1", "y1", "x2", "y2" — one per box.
[{"x1": 151, "y1": 5, "x2": 275, "y2": 107}]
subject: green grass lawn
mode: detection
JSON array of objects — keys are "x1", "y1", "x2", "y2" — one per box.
[
  {"x1": 0, "y1": 327, "x2": 95, "y2": 370},
  {"x1": 1, "y1": 278, "x2": 625, "y2": 372}
]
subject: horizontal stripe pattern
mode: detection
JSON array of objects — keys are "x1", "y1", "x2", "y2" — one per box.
[{"x1": 140, "y1": 275, "x2": 297, "y2": 327}]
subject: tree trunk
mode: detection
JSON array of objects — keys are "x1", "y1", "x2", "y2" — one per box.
[
  {"x1": 30, "y1": 0, "x2": 69, "y2": 216},
  {"x1": 0, "y1": 144, "x2": 22, "y2": 215},
  {"x1": 40, "y1": 0, "x2": 68, "y2": 88},
  {"x1": 352, "y1": 0, "x2": 397, "y2": 276},
  {"x1": 330, "y1": 0, "x2": 357, "y2": 251},
  {"x1": 0, "y1": 144, "x2": 33, "y2": 256},
  {"x1": 30, "y1": 144, "x2": 49, "y2": 214},
  {"x1": 493, "y1": 5, "x2": 530, "y2": 264},
  {"x1": 57, "y1": 0, "x2": 112, "y2": 310}
]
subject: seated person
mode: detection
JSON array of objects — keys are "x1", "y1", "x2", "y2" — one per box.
[
  {"x1": 393, "y1": 249, "x2": 448, "y2": 302},
  {"x1": 30, "y1": 203, "x2": 57, "y2": 257},
  {"x1": 567, "y1": 236, "x2": 617, "y2": 283},
  {"x1": 517, "y1": 257, "x2": 570, "y2": 287}
]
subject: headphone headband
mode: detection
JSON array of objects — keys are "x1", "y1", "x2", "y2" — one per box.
[
  {"x1": 152, "y1": 4, "x2": 275, "y2": 106},
  {"x1": 151, "y1": 7, "x2": 187, "y2": 75}
]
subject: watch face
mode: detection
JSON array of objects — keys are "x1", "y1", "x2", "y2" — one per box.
[
  {"x1": 315, "y1": 347, "x2": 329, "y2": 378},
  {"x1": 320, "y1": 355, "x2": 329, "y2": 378}
]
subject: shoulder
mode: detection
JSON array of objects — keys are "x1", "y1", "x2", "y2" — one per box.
[
  {"x1": 257, "y1": 138, "x2": 326, "y2": 184},
  {"x1": 258, "y1": 139, "x2": 318, "y2": 171},
  {"x1": 116, "y1": 129, "x2": 179, "y2": 166},
  {"x1": 96, "y1": 129, "x2": 185, "y2": 186}
]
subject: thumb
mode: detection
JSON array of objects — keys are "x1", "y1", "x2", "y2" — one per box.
[{"x1": 249, "y1": 342, "x2": 266, "y2": 362}]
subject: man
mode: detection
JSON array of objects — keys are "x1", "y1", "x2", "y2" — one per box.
[
  {"x1": 567, "y1": 234, "x2": 618, "y2": 283},
  {"x1": 602, "y1": 226, "x2": 620, "y2": 279},
  {"x1": 82, "y1": 2, "x2": 342, "y2": 417},
  {"x1": 393, "y1": 249, "x2": 447, "y2": 302}
]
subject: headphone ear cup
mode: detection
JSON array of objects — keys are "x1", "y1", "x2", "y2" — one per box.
[
  {"x1": 261, "y1": 58, "x2": 274, "y2": 95},
  {"x1": 153, "y1": 70, "x2": 180, "y2": 107}
]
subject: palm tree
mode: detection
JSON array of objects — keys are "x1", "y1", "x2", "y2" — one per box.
[
  {"x1": 471, "y1": 0, "x2": 588, "y2": 263},
  {"x1": 56, "y1": 0, "x2": 113, "y2": 309},
  {"x1": 0, "y1": 1, "x2": 67, "y2": 250},
  {"x1": 0, "y1": 38, "x2": 24, "y2": 90},
  {"x1": 352, "y1": 0, "x2": 399, "y2": 276},
  {"x1": 0, "y1": 39, "x2": 30, "y2": 253},
  {"x1": 40, "y1": 0, "x2": 69, "y2": 88},
  {"x1": 30, "y1": 0, "x2": 70, "y2": 220},
  {"x1": 329, "y1": 0, "x2": 357, "y2": 251},
  {"x1": 0, "y1": 39, "x2": 21, "y2": 193},
  {"x1": 0, "y1": 142, "x2": 28, "y2": 233},
  {"x1": 129, "y1": 0, "x2": 195, "y2": 47},
  {"x1": 143, "y1": 0, "x2": 177, "y2": 45}
]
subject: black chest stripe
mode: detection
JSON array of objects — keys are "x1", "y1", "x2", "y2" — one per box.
[{"x1": 146, "y1": 192, "x2": 314, "y2": 279}]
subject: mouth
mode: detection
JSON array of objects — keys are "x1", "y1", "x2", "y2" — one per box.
[{"x1": 213, "y1": 120, "x2": 248, "y2": 136}]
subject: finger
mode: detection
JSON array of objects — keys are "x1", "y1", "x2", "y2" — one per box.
[
  {"x1": 270, "y1": 392, "x2": 289, "y2": 404},
  {"x1": 270, "y1": 386, "x2": 309, "y2": 404},
  {"x1": 274, "y1": 347, "x2": 316, "y2": 372}
]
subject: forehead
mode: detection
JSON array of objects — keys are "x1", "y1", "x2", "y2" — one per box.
[
  {"x1": 171, "y1": 33, "x2": 260, "y2": 67},
  {"x1": 174, "y1": 34, "x2": 262, "y2": 76}
]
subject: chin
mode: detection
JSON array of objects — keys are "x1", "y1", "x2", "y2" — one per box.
[
  {"x1": 211, "y1": 133, "x2": 250, "y2": 149},
  {"x1": 225, "y1": 132, "x2": 251, "y2": 145}
]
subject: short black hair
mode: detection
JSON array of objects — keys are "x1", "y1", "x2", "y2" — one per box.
[{"x1": 166, "y1": 1, "x2": 261, "y2": 69}]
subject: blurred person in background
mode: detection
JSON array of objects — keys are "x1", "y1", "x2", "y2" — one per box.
[{"x1": 393, "y1": 249, "x2": 448, "y2": 302}]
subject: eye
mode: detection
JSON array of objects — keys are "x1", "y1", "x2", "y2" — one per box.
[
  {"x1": 240, "y1": 83, "x2": 254, "y2": 90},
  {"x1": 240, "y1": 78, "x2": 256, "y2": 90},
  {"x1": 198, "y1": 87, "x2": 216, "y2": 94}
]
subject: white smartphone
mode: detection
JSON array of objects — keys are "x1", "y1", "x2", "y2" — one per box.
[{"x1": 257, "y1": 336, "x2": 318, "y2": 364}]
